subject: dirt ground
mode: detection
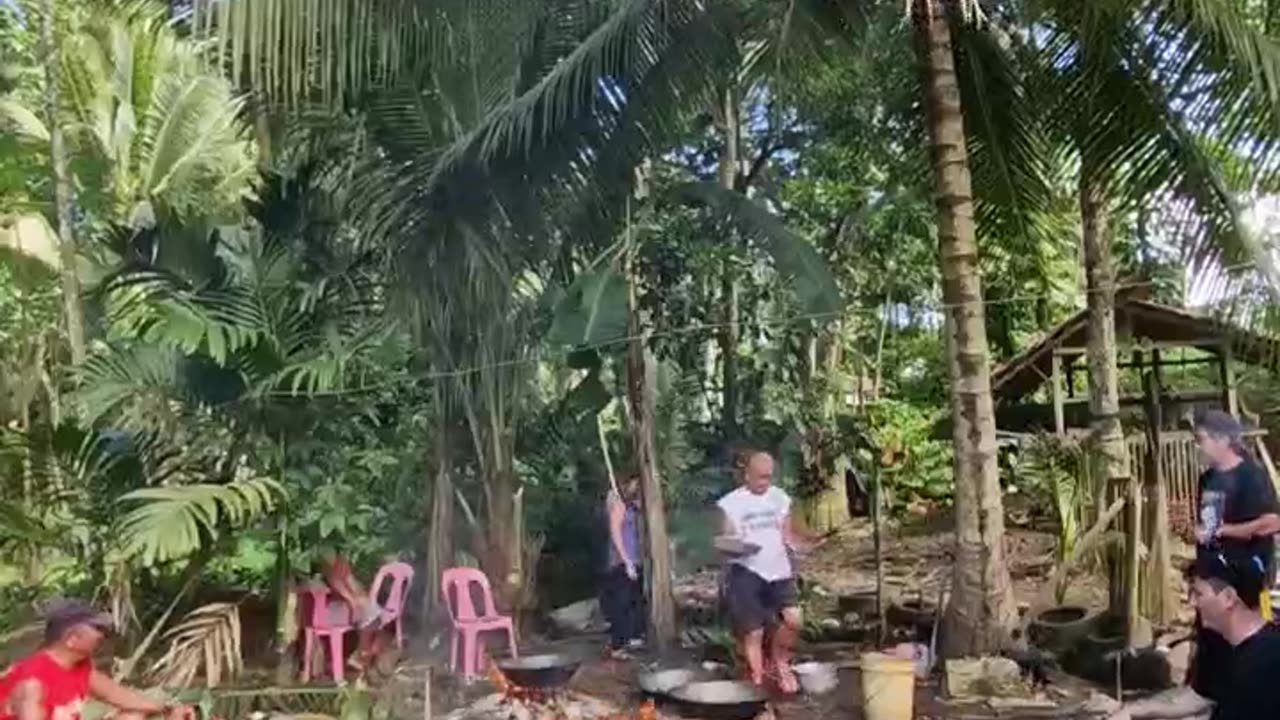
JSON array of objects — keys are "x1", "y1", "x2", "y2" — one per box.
[
  {"x1": 796, "y1": 518, "x2": 1111, "y2": 612},
  {"x1": 386, "y1": 518, "x2": 1153, "y2": 720}
]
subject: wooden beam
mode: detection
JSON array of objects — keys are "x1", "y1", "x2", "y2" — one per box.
[
  {"x1": 1256, "y1": 437, "x2": 1280, "y2": 497},
  {"x1": 1221, "y1": 343, "x2": 1238, "y2": 416},
  {"x1": 1151, "y1": 348, "x2": 1165, "y2": 407},
  {"x1": 1051, "y1": 352, "x2": 1065, "y2": 435},
  {"x1": 1053, "y1": 338, "x2": 1226, "y2": 357},
  {"x1": 1114, "y1": 356, "x2": 1216, "y2": 370},
  {"x1": 1052, "y1": 390, "x2": 1227, "y2": 408}
]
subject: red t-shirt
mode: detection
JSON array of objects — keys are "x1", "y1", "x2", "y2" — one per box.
[{"x1": 0, "y1": 652, "x2": 92, "y2": 720}]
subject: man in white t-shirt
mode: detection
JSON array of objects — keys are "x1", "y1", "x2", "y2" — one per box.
[{"x1": 717, "y1": 450, "x2": 817, "y2": 694}]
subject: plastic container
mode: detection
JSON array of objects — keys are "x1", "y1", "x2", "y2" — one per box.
[
  {"x1": 860, "y1": 652, "x2": 915, "y2": 720},
  {"x1": 793, "y1": 661, "x2": 837, "y2": 695}
]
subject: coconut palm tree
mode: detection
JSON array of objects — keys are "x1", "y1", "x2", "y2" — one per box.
[{"x1": 8, "y1": 0, "x2": 257, "y2": 264}]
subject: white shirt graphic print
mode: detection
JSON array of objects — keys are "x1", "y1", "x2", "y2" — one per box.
[{"x1": 717, "y1": 486, "x2": 793, "y2": 582}]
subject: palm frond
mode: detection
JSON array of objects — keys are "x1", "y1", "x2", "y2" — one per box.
[
  {"x1": 117, "y1": 478, "x2": 284, "y2": 566},
  {"x1": 1040, "y1": 0, "x2": 1280, "y2": 290},
  {"x1": 0, "y1": 499, "x2": 58, "y2": 546},
  {"x1": 952, "y1": 17, "x2": 1057, "y2": 248},
  {"x1": 147, "y1": 602, "x2": 243, "y2": 688},
  {"x1": 191, "y1": 0, "x2": 446, "y2": 105},
  {"x1": 73, "y1": 344, "x2": 189, "y2": 426},
  {"x1": 104, "y1": 270, "x2": 268, "y2": 365},
  {"x1": 0, "y1": 98, "x2": 49, "y2": 142},
  {"x1": 58, "y1": 0, "x2": 256, "y2": 225}
]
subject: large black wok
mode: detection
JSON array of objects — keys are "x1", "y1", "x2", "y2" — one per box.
[
  {"x1": 493, "y1": 654, "x2": 582, "y2": 690},
  {"x1": 668, "y1": 681, "x2": 768, "y2": 720}
]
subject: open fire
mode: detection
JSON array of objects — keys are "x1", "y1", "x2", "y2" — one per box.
[{"x1": 483, "y1": 667, "x2": 657, "y2": 720}]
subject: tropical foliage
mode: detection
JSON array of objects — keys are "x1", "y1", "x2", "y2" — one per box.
[{"x1": 4, "y1": 0, "x2": 1280, "y2": 687}]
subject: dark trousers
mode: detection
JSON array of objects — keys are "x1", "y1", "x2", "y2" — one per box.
[{"x1": 600, "y1": 565, "x2": 645, "y2": 648}]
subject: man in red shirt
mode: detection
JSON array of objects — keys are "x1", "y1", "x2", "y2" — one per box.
[{"x1": 0, "y1": 600, "x2": 195, "y2": 720}]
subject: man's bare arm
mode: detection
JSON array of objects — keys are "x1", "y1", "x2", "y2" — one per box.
[
  {"x1": 784, "y1": 513, "x2": 821, "y2": 548},
  {"x1": 607, "y1": 492, "x2": 634, "y2": 568},
  {"x1": 11, "y1": 679, "x2": 45, "y2": 720},
  {"x1": 88, "y1": 671, "x2": 165, "y2": 715},
  {"x1": 720, "y1": 509, "x2": 736, "y2": 536}
]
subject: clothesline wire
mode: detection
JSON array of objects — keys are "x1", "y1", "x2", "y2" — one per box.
[{"x1": 264, "y1": 269, "x2": 1268, "y2": 398}]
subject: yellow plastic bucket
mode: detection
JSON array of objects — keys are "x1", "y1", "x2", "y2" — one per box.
[{"x1": 860, "y1": 652, "x2": 916, "y2": 720}]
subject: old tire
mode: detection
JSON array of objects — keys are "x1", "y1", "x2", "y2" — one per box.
[
  {"x1": 1084, "y1": 612, "x2": 1127, "y2": 654},
  {"x1": 887, "y1": 600, "x2": 937, "y2": 640},
  {"x1": 1028, "y1": 606, "x2": 1093, "y2": 654},
  {"x1": 837, "y1": 592, "x2": 877, "y2": 617}
]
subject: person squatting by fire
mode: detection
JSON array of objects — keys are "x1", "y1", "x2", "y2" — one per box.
[
  {"x1": 716, "y1": 449, "x2": 821, "y2": 694},
  {"x1": 0, "y1": 600, "x2": 197, "y2": 720}
]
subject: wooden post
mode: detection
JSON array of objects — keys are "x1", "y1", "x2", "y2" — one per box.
[
  {"x1": 873, "y1": 464, "x2": 885, "y2": 645},
  {"x1": 1052, "y1": 352, "x2": 1066, "y2": 435},
  {"x1": 1125, "y1": 476, "x2": 1143, "y2": 644},
  {"x1": 1256, "y1": 436, "x2": 1280, "y2": 495},
  {"x1": 1220, "y1": 343, "x2": 1238, "y2": 415},
  {"x1": 1142, "y1": 371, "x2": 1176, "y2": 623}
]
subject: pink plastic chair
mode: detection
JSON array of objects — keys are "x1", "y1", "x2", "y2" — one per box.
[
  {"x1": 441, "y1": 567, "x2": 517, "y2": 679},
  {"x1": 298, "y1": 584, "x2": 350, "y2": 682},
  {"x1": 369, "y1": 561, "x2": 415, "y2": 649}
]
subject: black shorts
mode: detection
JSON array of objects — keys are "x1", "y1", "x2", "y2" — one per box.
[{"x1": 725, "y1": 564, "x2": 798, "y2": 634}]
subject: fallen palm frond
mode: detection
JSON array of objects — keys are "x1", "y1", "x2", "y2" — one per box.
[{"x1": 147, "y1": 602, "x2": 243, "y2": 689}]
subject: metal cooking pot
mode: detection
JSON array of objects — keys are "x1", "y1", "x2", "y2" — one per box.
[
  {"x1": 493, "y1": 653, "x2": 582, "y2": 689},
  {"x1": 637, "y1": 668, "x2": 720, "y2": 698},
  {"x1": 668, "y1": 681, "x2": 767, "y2": 720}
]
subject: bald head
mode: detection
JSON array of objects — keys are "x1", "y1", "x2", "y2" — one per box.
[{"x1": 741, "y1": 450, "x2": 774, "y2": 495}]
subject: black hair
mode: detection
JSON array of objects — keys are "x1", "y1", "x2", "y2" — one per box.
[{"x1": 1190, "y1": 553, "x2": 1266, "y2": 610}]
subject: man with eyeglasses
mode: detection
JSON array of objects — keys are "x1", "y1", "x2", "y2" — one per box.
[{"x1": 1109, "y1": 554, "x2": 1280, "y2": 720}]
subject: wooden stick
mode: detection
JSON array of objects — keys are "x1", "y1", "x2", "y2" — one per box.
[{"x1": 598, "y1": 409, "x2": 620, "y2": 497}]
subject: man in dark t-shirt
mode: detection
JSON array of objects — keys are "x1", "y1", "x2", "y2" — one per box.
[
  {"x1": 1190, "y1": 553, "x2": 1280, "y2": 720},
  {"x1": 1186, "y1": 410, "x2": 1280, "y2": 702}
]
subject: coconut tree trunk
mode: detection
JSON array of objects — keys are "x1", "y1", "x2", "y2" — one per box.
[
  {"x1": 718, "y1": 87, "x2": 740, "y2": 441},
  {"x1": 424, "y1": 421, "x2": 454, "y2": 620},
  {"x1": 916, "y1": 4, "x2": 1017, "y2": 657},
  {"x1": 1080, "y1": 176, "x2": 1136, "y2": 638},
  {"x1": 37, "y1": 0, "x2": 85, "y2": 364}
]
